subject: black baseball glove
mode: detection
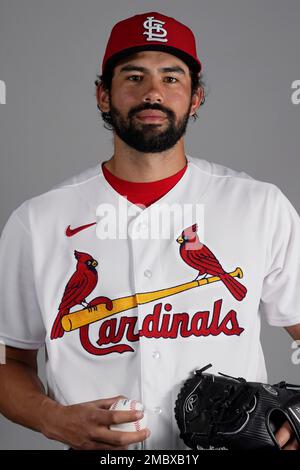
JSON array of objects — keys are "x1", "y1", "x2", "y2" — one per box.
[{"x1": 174, "y1": 364, "x2": 300, "y2": 450}]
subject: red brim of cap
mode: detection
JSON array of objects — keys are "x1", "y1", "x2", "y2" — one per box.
[{"x1": 102, "y1": 44, "x2": 201, "y2": 75}]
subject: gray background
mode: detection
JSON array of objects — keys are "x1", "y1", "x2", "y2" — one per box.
[{"x1": 0, "y1": 0, "x2": 299, "y2": 449}]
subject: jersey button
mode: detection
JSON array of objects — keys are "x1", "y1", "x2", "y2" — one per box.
[
  {"x1": 153, "y1": 407, "x2": 162, "y2": 415},
  {"x1": 152, "y1": 351, "x2": 160, "y2": 359},
  {"x1": 144, "y1": 269, "x2": 152, "y2": 278}
]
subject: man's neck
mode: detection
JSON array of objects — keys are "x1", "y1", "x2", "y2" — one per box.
[{"x1": 104, "y1": 137, "x2": 187, "y2": 182}]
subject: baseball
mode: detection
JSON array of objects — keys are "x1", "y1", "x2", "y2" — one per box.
[{"x1": 109, "y1": 398, "x2": 147, "y2": 432}]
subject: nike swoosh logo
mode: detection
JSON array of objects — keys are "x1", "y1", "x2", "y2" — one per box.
[{"x1": 66, "y1": 222, "x2": 96, "y2": 237}]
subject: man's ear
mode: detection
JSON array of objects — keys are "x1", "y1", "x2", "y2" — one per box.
[
  {"x1": 96, "y1": 82, "x2": 110, "y2": 113},
  {"x1": 190, "y1": 86, "x2": 204, "y2": 116}
]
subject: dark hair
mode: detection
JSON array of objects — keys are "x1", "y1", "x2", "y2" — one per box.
[{"x1": 95, "y1": 65, "x2": 206, "y2": 130}]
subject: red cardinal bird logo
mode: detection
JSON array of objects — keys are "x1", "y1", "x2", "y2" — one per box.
[
  {"x1": 50, "y1": 250, "x2": 112, "y2": 340},
  {"x1": 177, "y1": 223, "x2": 247, "y2": 301}
]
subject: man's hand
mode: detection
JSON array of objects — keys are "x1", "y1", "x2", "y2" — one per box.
[
  {"x1": 275, "y1": 421, "x2": 299, "y2": 450},
  {"x1": 42, "y1": 395, "x2": 150, "y2": 450}
]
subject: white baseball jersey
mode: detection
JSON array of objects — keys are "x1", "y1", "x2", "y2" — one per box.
[{"x1": 1, "y1": 154, "x2": 300, "y2": 450}]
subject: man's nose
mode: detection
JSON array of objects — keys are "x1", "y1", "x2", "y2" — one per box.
[{"x1": 142, "y1": 77, "x2": 164, "y2": 103}]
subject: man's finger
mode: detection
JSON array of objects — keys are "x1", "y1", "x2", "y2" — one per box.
[
  {"x1": 96, "y1": 427, "x2": 150, "y2": 447},
  {"x1": 93, "y1": 395, "x2": 128, "y2": 409},
  {"x1": 274, "y1": 420, "x2": 293, "y2": 448},
  {"x1": 94, "y1": 408, "x2": 144, "y2": 426},
  {"x1": 282, "y1": 437, "x2": 300, "y2": 451}
]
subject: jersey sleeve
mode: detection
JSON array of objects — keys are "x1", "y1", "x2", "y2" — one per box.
[
  {"x1": 0, "y1": 206, "x2": 46, "y2": 349},
  {"x1": 260, "y1": 185, "x2": 300, "y2": 326}
]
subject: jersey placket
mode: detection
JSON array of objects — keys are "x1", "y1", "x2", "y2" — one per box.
[{"x1": 128, "y1": 209, "x2": 174, "y2": 449}]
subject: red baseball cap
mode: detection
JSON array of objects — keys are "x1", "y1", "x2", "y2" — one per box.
[{"x1": 101, "y1": 12, "x2": 202, "y2": 75}]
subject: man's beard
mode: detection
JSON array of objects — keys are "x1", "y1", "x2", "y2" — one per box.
[{"x1": 108, "y1": 100, "x2": 192, "y2": 153}]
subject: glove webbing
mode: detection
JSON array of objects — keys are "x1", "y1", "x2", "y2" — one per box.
[{"x1": 207, "y1": 382, "x2": 257, "y2": 437}]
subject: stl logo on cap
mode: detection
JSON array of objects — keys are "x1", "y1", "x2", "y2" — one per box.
[
  {"x1": 101, "y1": 12, "x2": 202, "y2": 76},
  {"x1": 143, "y1": 16, "x2": 168, "y2": 43}
]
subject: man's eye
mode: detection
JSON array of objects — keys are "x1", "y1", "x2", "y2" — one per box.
[
  {"x1": 165, "y1": 77, "x2": 178, "y2": 83},
  {"x1": 128, "y1": 75, "x2": 143, "y2": 81}
]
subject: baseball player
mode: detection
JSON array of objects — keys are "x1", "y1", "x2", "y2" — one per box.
[{"x1": 0, "y1": 11, "x2": 300, "y2": 451}]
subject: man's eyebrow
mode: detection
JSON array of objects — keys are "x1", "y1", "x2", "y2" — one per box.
[{"x1": 119, "y1": 65, "x2": 186, "y2": 75}]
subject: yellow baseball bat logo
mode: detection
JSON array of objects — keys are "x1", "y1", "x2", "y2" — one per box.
[{"x1": 61, "y1": 267, "x2": 243, "y2": 333}]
